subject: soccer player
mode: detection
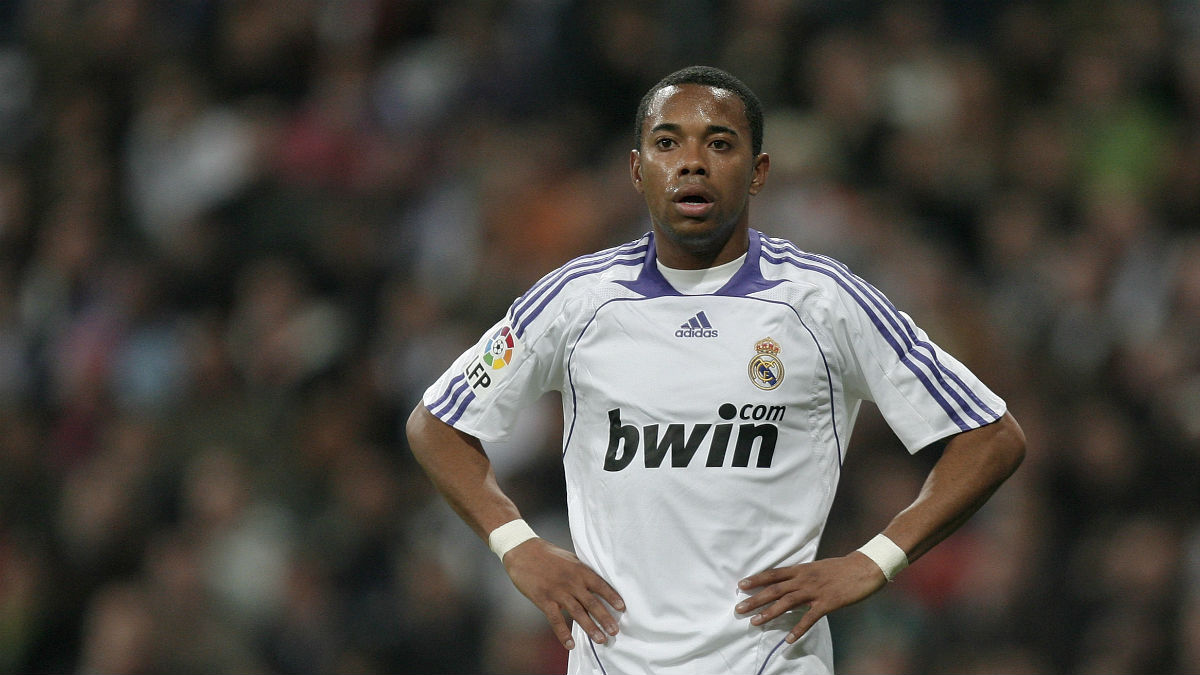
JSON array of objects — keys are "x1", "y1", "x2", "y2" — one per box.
[{"x1": 407, "y1": 66, "x2": 1026, "y2": 674}]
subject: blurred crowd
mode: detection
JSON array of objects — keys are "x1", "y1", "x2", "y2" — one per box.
[{"x1": 0, "y1": 0, "x2": 1198, "y2": 673}]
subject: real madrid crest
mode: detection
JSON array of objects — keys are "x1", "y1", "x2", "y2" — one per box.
[{"x1": 749, "y1": 337, "x2": 784, "y2": 390}]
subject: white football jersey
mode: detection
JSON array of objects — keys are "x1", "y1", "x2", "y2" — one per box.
[{"x1": 423, "y1": 229, "x2": 1005, "y2": 674}]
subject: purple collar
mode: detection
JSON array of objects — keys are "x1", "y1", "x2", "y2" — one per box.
[{"x1": 618, "y1": 228, "x2": 782, "y2": 297}]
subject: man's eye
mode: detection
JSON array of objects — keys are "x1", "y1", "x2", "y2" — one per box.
[
  {"x1": 655, "y1": 138, "x2": 676, "y2": 149},
  {"x1": 711, "y1": 139, "x2": 730, "y2": 150}
]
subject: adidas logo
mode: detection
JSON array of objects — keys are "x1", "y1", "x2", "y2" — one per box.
[{"x1": 675, "y1": 311, "x2": 719, "y2": 338}]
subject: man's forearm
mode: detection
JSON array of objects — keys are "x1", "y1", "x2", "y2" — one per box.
[
  {"x1": 407, "y1": 404, "x2": 625, "y2": 650},
  {"x1": 406, "y1": 404, "x2": 523, "y2": 541},
  {"x1": 882, "y1": 412, "x2": 1026, "y2": 563}
]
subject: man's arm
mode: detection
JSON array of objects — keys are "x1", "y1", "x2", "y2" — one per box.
[
  {"x1": 736, "y1": 411, "x2": 1026, "y2": 643},
  {"x1": 405, "y1": 404, "x2": 624, "y2": 650}
]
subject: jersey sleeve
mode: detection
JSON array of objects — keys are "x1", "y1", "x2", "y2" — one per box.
[
  {"x1": 821, "y1": 261, "x2": 1006, "y2": 452},
  {"x1": 421, "y1": 294, "x2": 570, "y2": 443}
]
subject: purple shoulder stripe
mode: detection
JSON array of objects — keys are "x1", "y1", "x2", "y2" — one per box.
[
  {"x1": 443, "y1": 389, "x2": 476, "y2": 426},
  {"x1": 511, "y1": 238, "x2": 648, "y2": 324},
  {"x1": 432, "y1": 238, "x2": 650, "y2": 429},
  {"x1": 514, "y1": 246, "x2": 617, "y2": 315},
  {"x1": 760, "y1": 237, "x2": 997, "y2": 430},
  {"x1": 796, "y1": 247, "x2": 1000, "y2": 422},
  {"x1": 512, "y1": 239, "x2": 648, "y2": 338}
]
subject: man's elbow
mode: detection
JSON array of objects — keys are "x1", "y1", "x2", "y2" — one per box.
[
  {"x1": 405, "y1": 402, "x2": 486, "y2": 459},
  {"x1": 993, "y1": 411, "x2": 1027, "y2": 478},
  {"x1": 406, "y1": 403, "x2": 435, "y2": 457},
  {"x1": 405, "y1": 403, "x2": 424, "y2": 436}
]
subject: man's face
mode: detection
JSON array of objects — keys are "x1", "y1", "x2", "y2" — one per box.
[{"x1": 631, "y1": 83, "x2": 768, "y2": 266}]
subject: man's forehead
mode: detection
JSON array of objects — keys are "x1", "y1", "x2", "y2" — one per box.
[{"x1": 647, "y1": 84, "x2": 745, "y2": 123}]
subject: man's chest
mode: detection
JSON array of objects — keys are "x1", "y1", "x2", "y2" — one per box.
[{"x1": 566, "y1": 295, "x2": 833, "y2": 427}]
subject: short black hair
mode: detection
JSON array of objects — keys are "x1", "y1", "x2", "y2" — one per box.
[{"x1": 634, "y1": 65, "x2": 764, "y2": 156}]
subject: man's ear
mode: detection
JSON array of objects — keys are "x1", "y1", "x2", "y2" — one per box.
[
  {"x1": 749, "y1": 152, "x2": 770, "y2": 195},
  {"x1": 630, "y1": 149, "x2": 644, "y2": 193}
]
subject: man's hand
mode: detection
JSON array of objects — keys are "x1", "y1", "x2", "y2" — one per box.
[
  {"x1": 735, "y1": 552, "x2": 887, "y2": 644},
  {"x1": 503, "y1": 538, "x2": 625, "y2": 650}
]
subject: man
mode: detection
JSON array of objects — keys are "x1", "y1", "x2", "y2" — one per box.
[{"x1": 407, "y1": 66, "x2": 1025, "y2": 674}]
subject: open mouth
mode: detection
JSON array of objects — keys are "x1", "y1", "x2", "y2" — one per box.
[
  {"x1": 674, "y1": 184, "x2": 714, "y2": 204},
  {"x1": 674, "y1": 190, "x2": 715, "y2": 218}
]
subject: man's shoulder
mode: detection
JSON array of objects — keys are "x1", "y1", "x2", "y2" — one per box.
[
  {"x1": 547, "y1": 235, "x2": 650, "y2": 281},
  {"x1": 507, "y1": 235, "x2": 649, "y2": 337},
  {"x1": 756, "y1": 232, "x2": 861, "y2": 291}
]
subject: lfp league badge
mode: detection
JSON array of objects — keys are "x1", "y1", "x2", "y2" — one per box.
[{"x1": 483, "y1": 325, "x2": 516, "y2": 370}]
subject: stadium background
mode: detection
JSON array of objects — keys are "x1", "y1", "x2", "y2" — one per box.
[{"x1": 0, "y1": 1, "x2": 1198, "y2": 673}]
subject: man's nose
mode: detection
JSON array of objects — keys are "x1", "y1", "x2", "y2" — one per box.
[{"x1": 679, "y1": 143, "x2": 707, "y2": 176}]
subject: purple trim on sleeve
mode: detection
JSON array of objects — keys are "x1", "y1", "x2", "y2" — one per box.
[
  {"x1": 513, "y1": 240, "x2": 648, "y2": 338},
  {"x1": 429, "y1": 375, "x2": 470, "y2": 420},
  {"x1": 760, "y1": 237, "x2": 998, "y2": 431},
  {"x1": 817, "y1": 250, "x2": 1000, "y2": 421},
  {"x1": 443, "y1": 389, "x2": 476, "y2": 426}
]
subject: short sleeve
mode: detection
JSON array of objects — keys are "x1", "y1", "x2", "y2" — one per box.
[
  {"x1": 422, "y1": 302, "x2": 568, "y2": 443},
  {"x1": 823, "y1": 264, "x2": 1006, "y2": 452}
]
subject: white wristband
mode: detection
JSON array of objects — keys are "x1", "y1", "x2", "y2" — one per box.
[
  {"x1": 488, "y1": 519, "x2": 538, "y2": 561},
  {"x1": 857, "y1": 534, "x2": 909, "y2": 582}
]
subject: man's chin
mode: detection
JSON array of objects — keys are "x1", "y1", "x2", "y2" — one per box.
[{"x1": 660, "y1": 219, "x2": 736, "y2": 256}]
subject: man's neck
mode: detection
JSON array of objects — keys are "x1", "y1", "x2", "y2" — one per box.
[
  {"x1": 653, "y1": 225, "x2": 749, "y2": 270},
  {"x1": 657, "y1": 252, "x2": 746, "y2": 294}
]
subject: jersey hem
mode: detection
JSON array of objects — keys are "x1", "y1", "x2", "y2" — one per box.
[
  {"x1": 422, "y1": 402, "x2": 509, "y2": 444},
  {"x1": 906, "y1": 403, "x2": 1007, "y2": 454}
]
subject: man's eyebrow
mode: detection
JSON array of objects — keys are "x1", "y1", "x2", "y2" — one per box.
[
  {"x1": 648, "y1": 122, "x2": 740, "y2": 137},
  {"x1": 706, "y1": 125, "x2": 739, "y2": 137}
]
